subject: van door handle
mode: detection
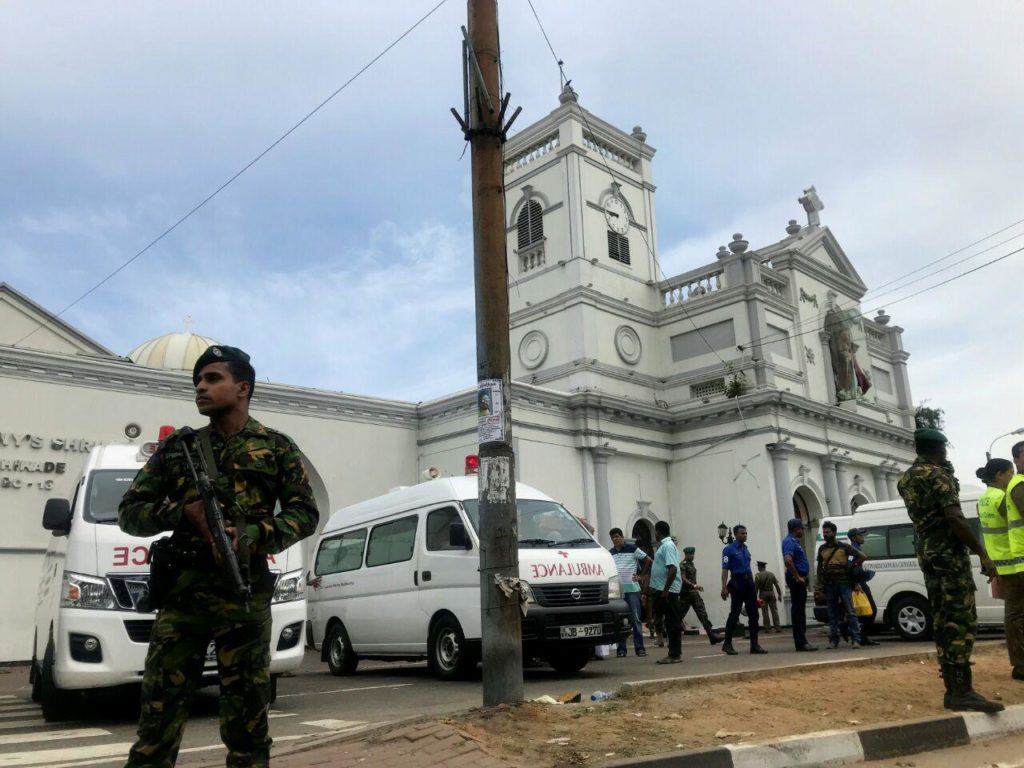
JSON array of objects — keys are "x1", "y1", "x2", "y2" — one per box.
[
  {"x1": 413, "y1": 571, "x2": 418, "y2": 586},
  {"x1": 422, "y1": 571, "x2": 432, "y2": 582}
]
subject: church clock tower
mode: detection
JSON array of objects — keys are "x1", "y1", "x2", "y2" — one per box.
[{"x1": 503, "y1": 85, "x2": 660, "y2": 396}]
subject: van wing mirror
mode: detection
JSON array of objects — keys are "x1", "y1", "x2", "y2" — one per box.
[
  {"x1": 43, "y1": 498, "x2": 72, "y2": 536},
  {"x1": 449, "y1": 522, "x2": 472, "y2": 550}
]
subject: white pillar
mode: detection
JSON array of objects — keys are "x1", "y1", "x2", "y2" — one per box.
[
  {"x1": 768, "y1": 441, "x2": 796, "y2": 526},
  {"x1": 834, "y1": 460, "x2": 851, "y2": 516},
  {"x1": 820, "y1": 456, "x2": 841, "y2": 519},
  {"x1": 872, "y1": 466, "x2": 889, "y2": 502},
  {"x1": 591, "y1": 447, "x2": 617, "y2": 545}
]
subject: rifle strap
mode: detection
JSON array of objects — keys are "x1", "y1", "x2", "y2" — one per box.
[{"x1": 196, "y1": 426, "x2": 221, "y2": 481}]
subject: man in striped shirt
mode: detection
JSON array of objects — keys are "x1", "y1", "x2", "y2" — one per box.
[{"x1": 609, "y1": 528, "x2": 650, "y2": 657}]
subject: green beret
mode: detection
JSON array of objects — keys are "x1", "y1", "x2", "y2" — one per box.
[
  {"x1": 682, "y1": 546, "x2": 695, "y2": 554},
  {"x1": 192, "y1": 345, "x2": 252, "y2": 382},
  {"x1": 914, "y1": 427, "x2": 948, "y2": 444}
]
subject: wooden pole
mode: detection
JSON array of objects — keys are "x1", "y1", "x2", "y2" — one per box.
[{"x1": 467, "y1": 0, "x2": 523, "y2": 707}]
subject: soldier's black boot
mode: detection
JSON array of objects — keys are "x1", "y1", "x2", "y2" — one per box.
[
  {"x1": 946, "y1": 663, "x2": 1004, "y2": 713},
  {"x1": 722, "y1": 636, "x2": 738, "y2": 655},
  {"x1": 940, "y1": 663, "x2": 953, "y2": 710},
  {"x1": 708, "y1": 631, "x2": 724, "y2": 646}
]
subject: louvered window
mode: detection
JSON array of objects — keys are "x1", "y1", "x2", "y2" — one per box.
[
  {"x1": 607, "y1": 230, "x2": 631, "y2": 265},
  {"x1": 517, "y1": 200, "x2": 544, "y2": 250}
]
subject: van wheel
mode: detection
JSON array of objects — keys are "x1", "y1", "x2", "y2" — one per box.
[
  {"x1": 546, "y1": 649, "x2": 590, "y2": 675},
  {"x1": 326, "y1": 623, "x2": 358, "y2": 676},
  {"x1": 429, "y1": 616, "x2": 475, "y2": 681},
  {"x1": 892, "y1": 595, "x2": 932, "y2": 641},
  {"x1": 40, "y1": 640, "x2": 71, "y2": 722}
]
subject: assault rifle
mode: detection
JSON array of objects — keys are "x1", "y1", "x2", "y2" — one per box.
[{"x1": 179, "y1": 427, "x2": 251, "y2": 610}]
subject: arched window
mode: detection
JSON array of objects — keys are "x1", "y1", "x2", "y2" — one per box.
[{"x1": 517, "y1": 200, "x2": 543, "y2": 250}]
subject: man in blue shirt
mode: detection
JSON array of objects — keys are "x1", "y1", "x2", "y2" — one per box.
[
  {"x1": 782, "y1": 518, "x2": 817, "y2": 652},
  {"x1": 649, "y1": 520, "x2": 684, "y2": 664},
  {"x1": 720, "y1": 524, "x2": 766, "y2": 655},
  {"x1": 609, "y1": 527, "x2": 650, "y2": 657}
]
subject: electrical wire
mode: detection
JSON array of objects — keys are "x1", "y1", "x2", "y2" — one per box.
[{"x1": 13, "y1": 0, "x2": 453, "y2": 349}]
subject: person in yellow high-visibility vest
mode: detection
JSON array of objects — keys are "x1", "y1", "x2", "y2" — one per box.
[
  {"x1": 1007, "y1": 442, "x2": 1024, "y2": 680},
  {"x1": 976, "y1": 457, "x2": 1023, "y2": 679}
]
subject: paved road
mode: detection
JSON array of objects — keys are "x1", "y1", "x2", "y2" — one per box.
[{"x1": 0, "y1": 629, "x2": 995, "y2": 768}]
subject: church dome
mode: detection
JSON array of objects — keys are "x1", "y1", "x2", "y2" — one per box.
[{"x1": 128, "y1": 332, "x2": 222, "y2": 371}]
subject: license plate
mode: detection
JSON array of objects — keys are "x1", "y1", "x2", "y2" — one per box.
[
  {"x1": 205, "y1": 641, "x2": 217, "y2": 665},
  {"x1": 559, "y1": 623, "x2": 602, "y2": 639}
]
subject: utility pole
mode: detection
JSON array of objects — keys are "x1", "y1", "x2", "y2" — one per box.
[{"x1": 453, "y1": 0, "x2": 523, "y2": 706}]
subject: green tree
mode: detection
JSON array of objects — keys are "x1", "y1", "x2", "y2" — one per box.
[{"x1": 915, "y1": 402, "x2": 945, "y2": 431}]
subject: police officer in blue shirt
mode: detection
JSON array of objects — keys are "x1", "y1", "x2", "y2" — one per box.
[
  {"x1": 720, "y1": 524, "x2": 766, "y2": 655},
  {"x1": 782, "y1": 518, "x2": 817, "y2": 652}
]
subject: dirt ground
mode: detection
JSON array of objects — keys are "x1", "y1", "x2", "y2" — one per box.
[{"x1": 443, "y1": 645, "x2": 1024, "y2": 767}]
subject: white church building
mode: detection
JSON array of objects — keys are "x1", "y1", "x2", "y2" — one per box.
[{"x1": 0, "y1": 86, "x2": 916, "y2": 662}]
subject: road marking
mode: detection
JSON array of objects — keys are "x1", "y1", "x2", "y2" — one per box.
[
  {"x1": 0, "y1": 742, "x2": 133, "y2": 767},
  {"x1": 6, "y1": 734, "x2": 313, "y2": 768},
  {"x1": 0, "y1": 719, "x2": 47, "y2": 731},
  {"x1": 301, "y1": 719, "x2": 367, "y2": 731},
  {"x1": 277, "y1": 682, "x2": 413, "y2": 699},
  {"x1": 267, "y1": 712, "x2": 298, "y2": 719},
  {"x1": 0, "y1": 696, "x2": 16, "y2": 701},
  {"x1": 0, "y1": 728, "x2": 110, "y2": 746}
]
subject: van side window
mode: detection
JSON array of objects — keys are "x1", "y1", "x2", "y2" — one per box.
[
  {"x1": 860, "y1": 529, "x2": 888, "y2": 559},
  {"x1": 888, "y1": 524, "x2": 916, "y2": 558},
  {"x1": 426, "y1": 507, "x2": 465, "y2": 551},
  {"x1": 366, "y1": 516, "x2": 418, "y2": 567},
  {"x1": 315, "y1": 528, "x2": 367, "y2": 576}
]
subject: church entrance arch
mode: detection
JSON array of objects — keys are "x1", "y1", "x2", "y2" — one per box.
[
  {"x1": 793, "y1": 486, "x2": 824, "y2": 563},
  {"x1": 631, "y1": 518, "x2": 655, "y2": 552}
]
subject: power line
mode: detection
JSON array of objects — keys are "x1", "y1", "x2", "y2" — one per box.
[{"x1": 13, "y1": 0, "x2": 452, "y2": 349}]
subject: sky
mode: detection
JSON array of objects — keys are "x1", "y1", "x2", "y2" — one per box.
[{"x1": 2, "y1": 1, "x2": 1024, "y2": 474}]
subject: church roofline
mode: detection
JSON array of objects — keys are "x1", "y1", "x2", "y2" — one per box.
[{"x1": 0, "y1": 282, "x2": 115, "y2": 357}]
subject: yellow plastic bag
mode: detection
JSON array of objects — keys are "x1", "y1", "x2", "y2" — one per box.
[{"x1": 852, "y1": 589, "x2": 872, "y2": 617}]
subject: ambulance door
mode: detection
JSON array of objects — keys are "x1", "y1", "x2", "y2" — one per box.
[
  {"x1": 356, "y1": 514, "x2": 422, "y2": 653},
  {"x1": 418, "y1": 506, "x2": 480, "y2": 640}
]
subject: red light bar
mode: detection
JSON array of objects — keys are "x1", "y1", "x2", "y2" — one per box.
[
  {"x1": 465, "y1": 455, "x2": 480, "y2": 475},
  {"x1": 158, "y1": 425, "x2": 175, "y2": 441}
]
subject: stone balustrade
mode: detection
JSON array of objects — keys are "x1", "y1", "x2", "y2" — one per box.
[
  {"x1": 759, "y1": 267, "x2": 789, "y2": 299},
  {"x1": 518, "y1": 242, "x2": 546, "y2": 273},
  {"x1": 660, "y1": 266, "x2": 725, "y2": 306},
  {"x1": 504, "y1": 134, "x2": 560, "y2": 175},
  {"x1": 864, "y1": 321, "x2": 889, "y2": 348},
  {"x1": 582, "y1": 132, "x2": 638, "y2": 171}
]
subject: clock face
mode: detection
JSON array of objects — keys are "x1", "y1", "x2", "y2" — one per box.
[{"x1": 604, "y1": 196, "x2": 629, "y2": 235}]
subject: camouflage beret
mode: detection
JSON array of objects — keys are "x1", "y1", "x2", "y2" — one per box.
[
  {"x1": 914, "y1": 427, "x2": 948, "y2": 444},
  {"x1": 682, "y1": 546, "x2": 696, "y2": 554},
  {"x1": 192, "y1": 345, "x2": 252, "y2": 382}
]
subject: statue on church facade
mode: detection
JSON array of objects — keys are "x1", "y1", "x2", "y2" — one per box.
[{"x1": 824, "y1": 306, "x2": 872, "y2": 402}]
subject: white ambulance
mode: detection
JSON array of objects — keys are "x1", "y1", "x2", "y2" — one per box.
[
  {"x1": 306, "y1": 476, "x2": 630, "y2": 679},
  {"x1": 31, "y1": 439, "x2": 308, "y2": 721}
]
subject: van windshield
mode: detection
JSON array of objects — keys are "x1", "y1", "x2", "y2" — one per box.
[
  {"x1": 460, "y1": 499, "x2": 599, "y2": 549},
  {"x1": 84, "y1": 470, "x2": 138, "y2": 523}
]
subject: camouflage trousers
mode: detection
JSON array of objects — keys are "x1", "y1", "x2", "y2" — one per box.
[
  {"x1": 125, "y1": 582, "x2": 272, "y2": 768},
  {"x1": 918, "y1": 548, "x2": 976, "y2": 667},
  {"x1": 679, "y1": 590, "x2": 714, "y2": 633}
]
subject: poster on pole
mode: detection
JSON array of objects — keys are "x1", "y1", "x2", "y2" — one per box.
[{"x1": 477, "y1": 378, "x2": 505, "y2": 444}]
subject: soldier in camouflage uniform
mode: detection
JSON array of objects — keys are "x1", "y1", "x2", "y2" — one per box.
[
  {"x1": 678, "y1": 547, "x2": 724, "y2": 645},
  {"x1": 897, "y1": 427, "x2": 1002, "y2": 713},
  {"x1": 118, "y1": 345, "x2": 319, "y2": 767}
]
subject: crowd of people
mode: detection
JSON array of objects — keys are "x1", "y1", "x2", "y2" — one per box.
[{"x1": 605, "y1": 426, "x2": 1024, "y2": 714}]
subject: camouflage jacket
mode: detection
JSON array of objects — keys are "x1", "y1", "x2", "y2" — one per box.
[
  {"x1": 897, "y1": 456, "x2": 964, "y2": 553},
  {"x1": 679, "y1": 559, "x2": 699, "y2": 591},
  {"x1": 754, "y1": 570, "x2": 781, "y2": 596},
  {"x1": 118, "y1": 417, "x2": 319, "y2": 556}
]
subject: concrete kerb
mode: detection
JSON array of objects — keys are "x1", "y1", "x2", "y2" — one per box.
[{"x1": 599, "y1": 707, "x2": 1024, "y2": 768}]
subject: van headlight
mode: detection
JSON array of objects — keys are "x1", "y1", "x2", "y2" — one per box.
[
  {"x1": 62, "y1": 572, "x2": 116, "y2": 610},
  {"x1": 519, "y1": 580, "x2": 537, "y2": 604},
  {"x1": 608, "y1": 576, "x2": 622, "y2": 600},
  {"x1": 272, "y1": 570, "x2": 305, "y2": 603}
]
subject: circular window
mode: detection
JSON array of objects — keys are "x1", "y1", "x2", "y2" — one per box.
[
  {"x1": 614, "y1": 325, "x2": 642, "y2": 365},
  {"x1": 518, "y1": 330, "x2": 549, "y2": 370}
]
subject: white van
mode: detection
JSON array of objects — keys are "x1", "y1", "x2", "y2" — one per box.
[
  {"x1": 31, "y1": 441, "x2": 308, "y2": 721},
  {"x1": 812, "y1": 487, "x2": 1001, "y2": 640},
  {"x1": 306, "y1": 476, "x2": 630, "y2": 679}
]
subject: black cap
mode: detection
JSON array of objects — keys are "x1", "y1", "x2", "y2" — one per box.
[
  {"x1": 192, "y1": 345, "x2": 251, "y2": 383},
  {"x1": 848, "y1": 527, "x2": 867, "y2": 538},
  {"x1": 756, "y1": 560, "x2": 767, "y2": 568}
]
